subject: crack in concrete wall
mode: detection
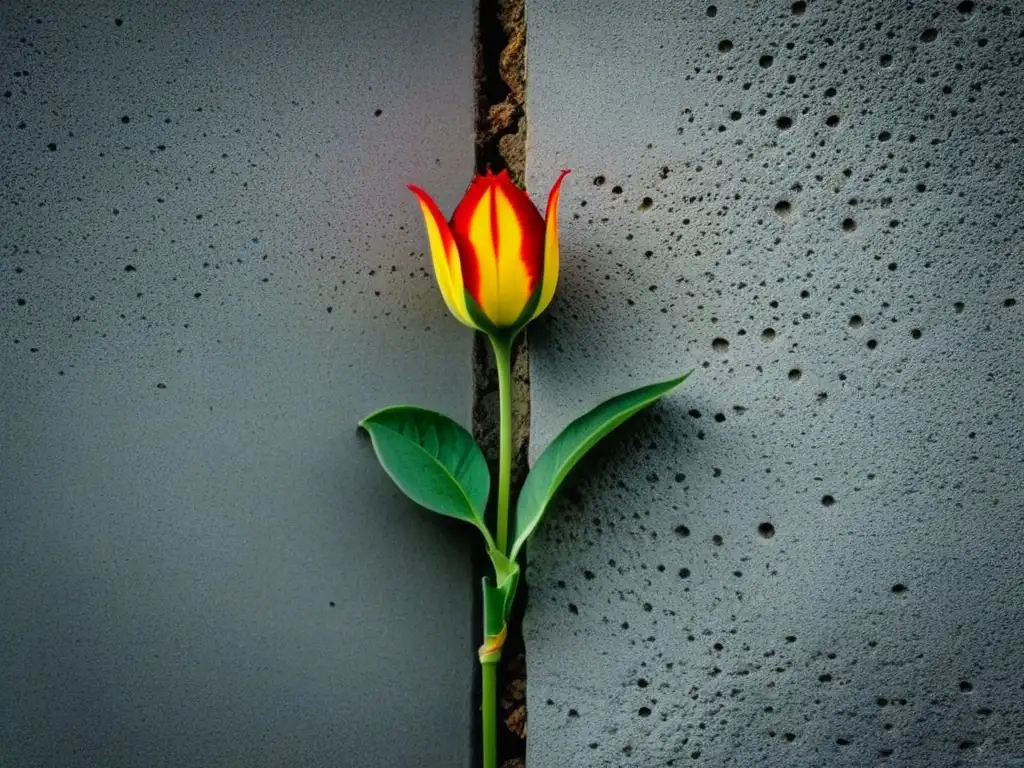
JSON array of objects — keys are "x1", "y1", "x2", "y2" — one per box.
[{"x1": 473, "y1": 1, "x2": 531, "y2": 765}]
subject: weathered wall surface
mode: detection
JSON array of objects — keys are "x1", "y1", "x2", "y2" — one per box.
[
  {"x1": 0, "y1": 2, "x2": 475, "y2": 766},
  {"x1": 525, "y1": 1, "x2": 1022, "y2": 765}
]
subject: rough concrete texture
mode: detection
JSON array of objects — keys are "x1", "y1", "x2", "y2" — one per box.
[
  {"x1": 0, "y1": 2, "x2": 475, "y2": 766},
  {"x1": 524, "y1": 1, "x2": 1022, "y2": 766}
]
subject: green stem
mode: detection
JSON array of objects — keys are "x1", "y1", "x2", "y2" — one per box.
[
  {"x1": 481, "y1": 659, "x2": 498, "y2": 768},
  {"x1": 491, "y1": 333, "x2": 514, "y2": 555}
]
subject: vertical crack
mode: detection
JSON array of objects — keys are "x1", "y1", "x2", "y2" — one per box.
[{"x1": 473, "y1": 0, "x2": 529, "y2": 766}]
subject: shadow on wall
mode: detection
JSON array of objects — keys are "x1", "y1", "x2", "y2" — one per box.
[{"x1": 523, "y1": 0, "x2": 1023, "y2": 764}]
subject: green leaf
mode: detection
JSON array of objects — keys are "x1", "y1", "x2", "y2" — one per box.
[
  {"x1": 481, "y1": 554, "x2": 520, "y2": 661},
  {"x1": 488, "y1": 547, "x2": 521, "y2": 622},
  {"x1": 488, "y1": 547, "x2": 518, "y2": 586},
  {"x1": 360, "y1": 405, "x2": 491, "y2": 538},
  {"x1": 482, "y1": 578, "x2": 507, "y2": 641},
  {"x1": 510, "y1": 372, "x2": 691, "y2": 561}
]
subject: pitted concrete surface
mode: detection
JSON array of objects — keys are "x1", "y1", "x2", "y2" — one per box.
[
  {"x1": 525, "y1": 1, "x2": 1023, "y2": 765},
  {"x1": 0, "y1": 2, "x2": 474, "y2": 766}
]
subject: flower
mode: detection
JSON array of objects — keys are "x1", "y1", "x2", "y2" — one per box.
[{"x1": 408, "y1": 168, "x2": 570, "y2": 334}]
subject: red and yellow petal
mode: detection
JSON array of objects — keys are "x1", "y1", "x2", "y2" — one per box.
[
  {"x1": 407, "y1": 185, "x2": 476, "y2": 328},
  {"x1": 451, "y1": 170, "x2": 545, "y2": 328},
  {"x1": 533, "y1": 169, "x2": 570, "y2": 319}
]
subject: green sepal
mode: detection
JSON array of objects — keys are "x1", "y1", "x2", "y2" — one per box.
[
  {"x1": 359, "y1": 405, "x2": 494, "y2": 547},
  {"x1": 463, "y1": 288, "x2": 538, "y2": 340},
  {"x1": 510, "y1": 372, "x2": 692, "y2": 561},
  {"x1": 463, "y1": 291, "x2": 502, "y2": 337},
  {"x1": 509, "y1": 281, "x2": 543, "y2": 331}
]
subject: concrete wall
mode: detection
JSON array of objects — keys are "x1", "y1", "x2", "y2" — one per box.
[
  {"x1": 524, "y1": 1, "x2": 1023, "y2": 766},
  {"x1": 0, "y1": 2, "x2": 475, "y2": 766}
]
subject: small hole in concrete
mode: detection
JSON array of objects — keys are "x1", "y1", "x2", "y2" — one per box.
[
  {"x1": 611, "y1": 185, "x2": 623, "y2": 194},
  {"x1": 821, "y1": 494, "x2": 835, "y2": 507},
  {"x1": 675, "y1": 524, "x2": 690, "y2": 537},
  {"x1": 849, "y1": 314, "x2": 863, "y2": 328},
  {"x1": 712, "y1": 337, "x2": 730, "y2": 352},
  {"x1": 842, "y1": 218, "x2": 857, "y2": 232},
  {"x1": 758, "y1": 522, "x2": 775, "y2": 539},
  {"x1": 867, "y1": 339, "x2": 878, "y2": 349},
  {"x1": 593, "y1": 175, "x2": 606, "y2": 186},
  {"x1": 959, "y1": 680, "x2": 973, "y2": 692},
  {"x1": 791, "y1": 1, "x2": 806, "y2": 14},
  {"x1": 640, "y1": 196, "x2": 653, "y2": 210},
  {"x1": 762, "y1": 327, "x2": 776, "y2": 341},
  {"x1": 880, "y1": 54, "x2": 893, "y2": 67},
  {"x1": 706, "y1": 5, "x2": 717, "y2": 16},
  {"x1": 891, "y1": 583, "x2": 907, "y2": 594},
  {"x1": 712, "y1": 534, "x2": 724, "y2": 546},
  {"x1": 788, "y1": 368, "x2": 802, "y2": 381},
  {"x1": 776, "y1": 116, "x2": 793, "y2": 130},
  {"x1": 878, "y1": 130, "x2": 891, "y2": 142},
  {"x1": 775, "y1": 200, "x2": 792, "y2": 216},
  {"x1": 759, "y1": 54, "x2": 774, "y2": 68},
  {"x1": 678, "y1": 567, "x2": 691, "y2": 578},
  {"x1": 920, "y1": 28, "x2": 938, "y2": 43},
  {"x1": 910, "y1": 328, "x2": 922, "y2": 339},
  {"x1": 719, "y1": 39, "x2": 734, "y2": 53},
  {"x1": 957, "y1": 0, "x2": 974, "y2": 14}
]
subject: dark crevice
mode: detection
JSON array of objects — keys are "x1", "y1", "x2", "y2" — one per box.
[
  {"x1": 472, "y1": 1, "x2": 529, "y2": 766},
  {"x1": 475, "y1": 0, "x2": 526, "y2": 183}
]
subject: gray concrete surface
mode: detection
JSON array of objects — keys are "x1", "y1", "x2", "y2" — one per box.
[
  {"x1": 524, "y1": 1, "x2": 1023, "y2": 765},
  {"x1": 0, "y1": 2, "x2": 475, "y2": 766}
]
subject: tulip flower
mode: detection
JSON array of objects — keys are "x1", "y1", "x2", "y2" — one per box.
[
  {"x1": 360, "y1": 166, "x2": 690, "y2": 768},
  {"x1": 408, "y1": 168, "x2": 570, "y2": 335}
]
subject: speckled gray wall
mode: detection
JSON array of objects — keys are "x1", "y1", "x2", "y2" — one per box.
[
  {"x1": 0, "y1": 2, "x2": 475, "y2": 766},
  {"x1": 525, "y1": 1, "x2": 1022, "y2": 766}
]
